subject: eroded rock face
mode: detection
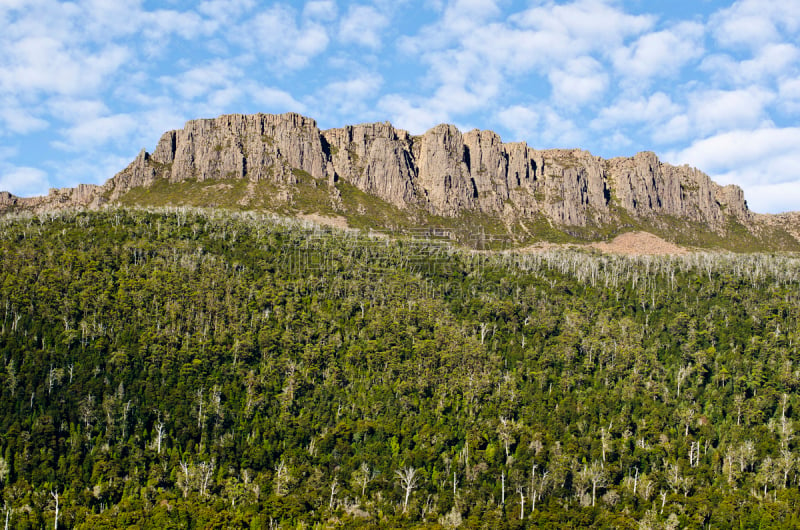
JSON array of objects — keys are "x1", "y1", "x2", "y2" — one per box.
[
  {"x1": 606, "y1": 152, "x2": 745, "y2": 227},
  {"x1": 322, "y1": 122, "x2": 417, "y2": 208},
  {"x1": 111, "y1": 113, "x2": 328, "y2": 198},
  {"x1": 103, "y1": 114, "x2": 761, "y2": 230},
  {"x1": 0, "y1": 112, "x2": 764, "y2": 236}
]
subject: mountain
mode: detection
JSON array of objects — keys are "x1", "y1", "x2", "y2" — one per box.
[{"x1": 2, "y1": 112, "x2": 798, "y2": 250}]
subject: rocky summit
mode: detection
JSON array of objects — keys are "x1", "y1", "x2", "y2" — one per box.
[{"x1": 1, "y1": 112, "x2": 797, "y2": 250}]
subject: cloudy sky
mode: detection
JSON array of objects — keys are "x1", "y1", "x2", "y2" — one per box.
[{"x1": 1, "y1": 0, "x2": 799, "y2": 213}]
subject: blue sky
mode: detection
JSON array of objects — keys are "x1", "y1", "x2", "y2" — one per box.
[{"x1": 1, "y1": 0, "x2": 799, "y2": 213}]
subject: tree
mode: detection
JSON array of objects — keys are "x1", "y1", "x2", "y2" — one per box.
[
  {"x1": 178, "y1": 460, "x2": 192, "y2": 498},
  {"x1": 50, "y1": 490, "x2": 59, "y2": 530},
  {"x1": 328, "y1": 477, "x2": 339, "y2": 510},
  {"x1": 395, "y1": 467, "x2": 419, "y2": 514},
  {"x1": 274, "y1": 460, "x2": 290, "y2": 497},
  {"x1": 351, "y1": 463, "x2": 375, "y2": 500},
  {"x1": 198, "y1": 461, "x2": 214, "y2": 497},
  {"x1": 676, "y1": 364, "x2": 693, "y2": 399},
  {"x1": 600, "y1": 426, "x2": 611, "y2": 462},
  {"x1": 498, "y1": 417, "x2": 516, "y2": 460},
  {"x1": 155, "y1": 420, "x2": 166, "y2": 454},
  {"x1": 777, "y1": 449, "x2": 794, "y2": 488},
  {"x1": 580, "y1": 461, "x2": 607, "y2": 507}
]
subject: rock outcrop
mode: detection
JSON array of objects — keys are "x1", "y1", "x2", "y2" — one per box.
[
  {"x1": 114, "y1": 113, "x2": 329, "y2": 194},
  {"x1": 0, "y1": 184, "x2": 105, "y2": 211},
  {"x1": 322, "y1": 122, "x2": 418, "y2": 207},
  {"x1": 2, "y1": 111, "x2": 791, "y2": 247}
]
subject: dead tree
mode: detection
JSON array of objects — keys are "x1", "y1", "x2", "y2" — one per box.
[
  {"x1": 395, "y1": 467, "x2": 419, "y2": 513},
  {"x1": 50, "y1": 491, "x2": 59, "y2": 530}
]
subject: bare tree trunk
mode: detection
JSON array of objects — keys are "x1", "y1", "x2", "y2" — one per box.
[
  {"x1": 329, "y1": 478, "x2": 339, "y2": 510},
  {"x1": 50, "y1": 491, "x2": 59, "y2": 530},
  {"x1": 156, "y1": 422, "x2": 164, "y2": 454},
  {"x1": 395, "y1": 467, "x2": 419, "y2": 514}
]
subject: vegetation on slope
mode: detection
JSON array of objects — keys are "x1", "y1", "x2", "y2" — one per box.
[
  {"x1": 113, "y1": 177, "x2": 800, "y2": 252},
  {"x1": 0, "y1": 208, "x2": 799, "y2": 528}
]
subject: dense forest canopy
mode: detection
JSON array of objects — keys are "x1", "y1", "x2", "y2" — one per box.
[{"x1": 0, "y1": 208, "x2": 799, "y2": 528}]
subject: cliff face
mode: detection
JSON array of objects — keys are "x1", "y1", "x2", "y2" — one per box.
[
  {"x1": 115, "y1": 113, "x2": 329, "y2": 193},
  {"x1": 0, "y1": 112, "x2": 774, "y2": 241}
]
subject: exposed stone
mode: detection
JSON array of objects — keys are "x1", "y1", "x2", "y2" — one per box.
[
  {"x1": 1, "y1": 112, "x2": 792, "y2": 247},
  {"x1": 322, "y1": 122, "x2": 418, "y2": 208},
  {"x1": 108, "y1": 113, "x2": 328, "y2": 199}
]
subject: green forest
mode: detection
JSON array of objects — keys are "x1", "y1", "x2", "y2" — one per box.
[{"x1": 0, "y1": 208, "x2": 799, "y2": 528}]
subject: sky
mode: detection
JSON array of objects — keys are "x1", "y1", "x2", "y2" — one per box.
[{"x1": 1, "y1": 0, "x2": 799, "y2": 213}]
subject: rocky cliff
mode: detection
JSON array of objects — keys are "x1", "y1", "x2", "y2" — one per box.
[{"x1": 2, "y1": 112, "x2": 794, "y2": 249}]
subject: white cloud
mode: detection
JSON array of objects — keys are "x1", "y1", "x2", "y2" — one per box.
[
  {"x1": 0, "y1": 37, "x2": 130, "y2": 96},
  {"x1": 612, "y1": 21, "x2": 704, "y2": 82},
  {"x1": 779, "y1": 77, "x2": 800, "y2": 113},
  {"x1": 139, "y1": 9, "x2": 217, "y2": 43},
  {"x1": 665, "y1": 127, "x2": 800, "y2": 186},
  {"x1": 539, "y1": 108, "x2": 584, "y2": 147},
  {"x1": 496, "y1": 105, "x2": 584, "y2": 147},
  {"x1": 710, "y1": 0, "x2": 800, "y2": 50},
  {"x1": 135, "y1": 109, "x2": 187, "y2": 146},
  {"x1": 2, "y1": 0, "x2": 82, "y2": 42},
  {"x1": 53, "y1": 114, "x2": 138, "y2": 152},
  {"x1": 393, "y1": 0, "x2": 654, "y2": 130},
  {"x1": 160, "y1": 61, "x2": 245, "y2": 101},
  {"x1": 48, "y1": 152, "x2": 134, "y2": 190},
  {"x1": 0, "y1": 0, "x2": 223, "y2": 105},
  {"x1": 241, "y1": 5, "x2": 330, "y2": 70},
  {"x1": 320, "y1": 74, "x2": 383, "y2": 114},
  {"x1": 516, "y1": 0, "x2": 655, "y2": 58},
  {"x1": 744, "y1": 180, "x2": 800, "y2": 214},
  {"x1": 398, "y1": 0, "x2": 502, "y2": 61},
  {"x1": 592, "y1": 92, "x2": 681, "y2": 129},
  {"x1": 497, "y1": 105, "x2": 539, "y2": 142},
  {"x1": 45, "y1": 98, "x2": 109, "y2": 122},
  {"x1": 548, "y1": 56, "x2": 608, "y2": 107},
  {"x1": 437, "y1": 0, "x2": 654, "y2": 77},
  {"x1": 378, "y1": 51, "x2": 502, "y2": 131},
  {"x1": 701, "y1": 44, "x2": 800, "y2": 85},
  {"x1": 590, "y1": 92, "x2": 690, "y2": 146},
  {"x1": 304, "y1": 0, "x2": 337, "y2": 22},
  {"x1": 241, "y1": 85, "x2": 303, "y2": 113},
  {"x1": 688, "y1": 87, "x2": 775, "y2": 136},
  {"x1": 652, "y1": 114, "x2": 691, "y2": 145},
  {"x1": 664, "y1": 127, "x2": 800, "y2": 213},
  {"x1": 377, "y1": 94, "x2": 450, "y2": 134},
  {"x1": 601, "y1": 131, "x2": 633, "y2": 151},
  {"x1": 339, "y1": 5, "x2": 390, "y2": 49},
  {"x1": 198, "y1": 0, "x2": 256, "y2": 24},
  {"x1": 156, "y1": 60, "x2": 306, "y2": 118},
  {"x1": 0, "y1": 165, "x2": 50, "y2": 197},
  {"x1": 0, "y1": 97, "x2": 49, "y2": 134}
]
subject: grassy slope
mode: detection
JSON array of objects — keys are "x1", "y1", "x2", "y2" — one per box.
[{"x1": 115, "y1": 173, "x2": 800, "y2": 253}]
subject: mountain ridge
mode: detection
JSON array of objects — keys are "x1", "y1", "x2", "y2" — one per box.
[{"x1": 1, "y1": 112, "x2": 797, "y2": 251}]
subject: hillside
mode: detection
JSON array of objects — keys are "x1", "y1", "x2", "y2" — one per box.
[
  {"x1": 1, "y1": 208, "x2": 800, "y2": 528},
  {"x1": 1, "y1": 112, "x2": 798, "y2": 252}
]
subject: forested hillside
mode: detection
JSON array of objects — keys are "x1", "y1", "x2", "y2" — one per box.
[{"x1": 1, "y1": 208, "x2": 799, "y2": 528}]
